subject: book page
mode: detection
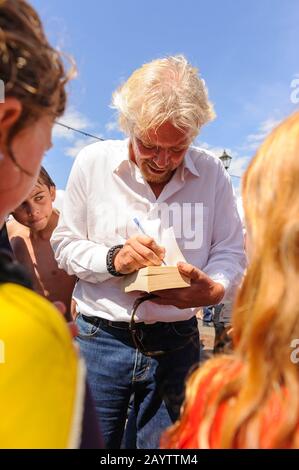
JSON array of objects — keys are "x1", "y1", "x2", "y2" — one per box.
[{"x1": 160, "y1": 226, "x2": 187, "y2": 266}]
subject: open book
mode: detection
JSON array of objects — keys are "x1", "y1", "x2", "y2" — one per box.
[{"x1": 122, "y1": 265, "x2": 190, "y2": 293}]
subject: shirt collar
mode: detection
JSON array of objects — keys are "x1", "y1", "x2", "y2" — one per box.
[
  {"x1": 179, "y1": 147, "x2": 200, "y2": 181},
  {"x1": 111, "y1": 138, "x2": 131, "y2": 172}
]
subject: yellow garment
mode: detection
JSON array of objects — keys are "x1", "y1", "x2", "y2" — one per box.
[{"x1": 0, "y1": 283, "x2": 85, "y2": 448}]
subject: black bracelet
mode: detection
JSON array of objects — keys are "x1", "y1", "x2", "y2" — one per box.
[{"x1": 106, "y1": 244, "x2": 124, "y2": 277}]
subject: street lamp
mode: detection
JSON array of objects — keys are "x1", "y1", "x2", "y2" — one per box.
[{"x1": 219, "y1": 150, "x2": 232, "y2": 171}]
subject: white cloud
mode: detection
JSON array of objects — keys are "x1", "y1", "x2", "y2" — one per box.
[
  {"x1": 53, "y1": 107, "x2": 93, "y2": 141},
  {"x1": 198, "y1": 142, "x2": 226, "y2": 158},
  {"x1": 194, "y1": 115, "x2": 285, "y2": 220},
  {"x1": 65, "y1": 137, "x2": 98, "y2": 158},
  {"x1": 242, "y1": 117, "x2": 282, "y2": 152},
  {"x1": 52, "y1": 107, "x2": 104, "y2": 158},
  {"x1": 198, "y1": 141, "x2": 250, "y2": 177},
  {"x1": 105, "y1": 119, "x2": 119, "y2": 132},
  {"x1": 229, "y1": 155, "x2": 251, "y2": 175}
]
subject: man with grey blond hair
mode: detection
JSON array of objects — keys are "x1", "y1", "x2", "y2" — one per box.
[{"x1": 51, "y1": 55, "x2": 246, "y2": 449}]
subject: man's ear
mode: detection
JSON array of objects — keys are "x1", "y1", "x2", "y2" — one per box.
[
  {"x1": 50, "y1": 185, "x2": 56, "y2": 202},
  {"x1": 0, "y1": 98, "x2": 22, "y2": 150}
]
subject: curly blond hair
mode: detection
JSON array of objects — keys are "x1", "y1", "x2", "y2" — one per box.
[{"x1": 112, "y1": 55, "x2": 215, "y2": 141}]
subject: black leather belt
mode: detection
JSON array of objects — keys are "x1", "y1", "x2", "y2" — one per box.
[
  {"x1": 82, "y1": 314, "x2": 132, "y2": 330},
  {"x1": 81, "y1": 314, "x2": 163, "y2": 330}
]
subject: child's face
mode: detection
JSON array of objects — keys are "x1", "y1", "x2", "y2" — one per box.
[{"x1": 12, "y1": 182, "x2": 56, "y2": 232}]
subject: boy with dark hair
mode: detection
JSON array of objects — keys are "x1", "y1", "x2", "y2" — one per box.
[
  {"x1": 38, "y1": 166, "x2": 56, "y2": 188},
  {"x1": 7, "y1": 167, "x2": 76, "y2": 316}
]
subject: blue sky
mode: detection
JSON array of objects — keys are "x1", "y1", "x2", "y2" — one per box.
[{"x1": 32, "y1": 0, "x2": 299, "y2": 196}]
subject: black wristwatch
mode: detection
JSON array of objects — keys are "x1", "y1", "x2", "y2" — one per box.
[{"x1": 106, "y1": 244, "x2": 124, "y2": 277}]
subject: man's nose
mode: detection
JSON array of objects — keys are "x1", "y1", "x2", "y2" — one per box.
[{"x1": 154, "y1": 148, "x2": 170, "y2": 168}]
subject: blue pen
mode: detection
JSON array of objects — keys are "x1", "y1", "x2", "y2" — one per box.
[{"x1": 133, "y1": 217, "x2": 167, "y2": 265}]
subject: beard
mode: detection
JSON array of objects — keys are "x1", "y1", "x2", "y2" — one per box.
[{"x1": 139, "y1": 160, "x2": 175, "y2": 183}]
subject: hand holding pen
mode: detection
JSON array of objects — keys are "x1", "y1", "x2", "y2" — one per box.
[
  {"x1": 113, "y1": 218, "x2": 166, "y2": 275},
  {"x1": 133, "y1": 218, "x2": 167, "y2": 265}
]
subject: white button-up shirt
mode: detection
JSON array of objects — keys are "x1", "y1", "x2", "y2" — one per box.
[{"x1": 51, "y1": 139, "x2": 246, "y2": 323}]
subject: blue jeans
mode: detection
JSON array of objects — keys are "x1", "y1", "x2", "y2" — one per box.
[{"x1": 75, "y1": 314, "x2": 200, "y2": 449}]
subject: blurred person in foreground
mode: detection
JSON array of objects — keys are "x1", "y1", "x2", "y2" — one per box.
[
  {"x1": 0, "y1": 0, "x2": 101, "y2": 448},
  {"x1": 161, "y1": 111, "x2": 299, "y2": 449}
]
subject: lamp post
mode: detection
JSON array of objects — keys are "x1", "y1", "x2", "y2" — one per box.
[{"x1": 219, "y1": 150, "x2": 232, "y2": 171}]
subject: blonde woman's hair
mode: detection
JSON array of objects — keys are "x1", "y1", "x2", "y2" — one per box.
[
  {"x1": 162, "y1": 111, "x2": 299, "y2": 449},
  {"x1": 112, "y1": 55, "x2": 215, "y2": 141}
]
